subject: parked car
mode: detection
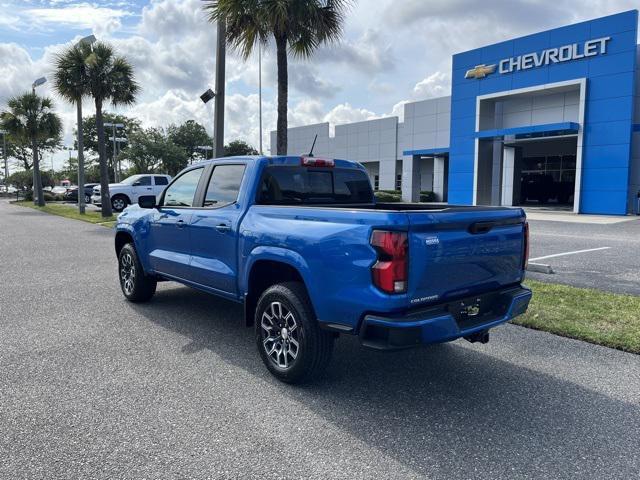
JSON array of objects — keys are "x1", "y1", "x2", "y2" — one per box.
[
  {"x1": 64, "y1": 183, "x2": 99, "y2": 204},
  {"x1": 50, "y1": 185, "x2": 71, "y2": 197},
  {"x1": 92, "y1": 174, "x2": 171, "y2": 212},
  {"x1": 114, "y1": 156, "x2": 531, "y2": 383}
]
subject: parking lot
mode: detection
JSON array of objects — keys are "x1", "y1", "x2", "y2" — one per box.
[
  {"x1": 526, "y1": 212, "x2": 640, "y2": 295},
  {"x1": 1, "y1": 200, "x2": 639, "y2": 479}
]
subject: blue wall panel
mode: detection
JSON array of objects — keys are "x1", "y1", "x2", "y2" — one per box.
[{"x1": 448, "y1": 9, "x2": 639, "y2": 214}]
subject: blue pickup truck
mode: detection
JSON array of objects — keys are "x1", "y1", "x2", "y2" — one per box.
[{"x1": 114, "y1": 155, "x2": 531, "y2": 383}]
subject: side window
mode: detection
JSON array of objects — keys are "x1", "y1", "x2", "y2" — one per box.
[
  {"x1": 162, "y1": 168, "x2": 203, "y2": 207},
  {"x1": 154, "y1": 176, "x2": 169, "y2": 186},
  {"x1": 204, "y1": 165, "x2": 246, "y2": 207},
  {"x1": 137, "y1": 176, "x2": 152, "y2": 186}
]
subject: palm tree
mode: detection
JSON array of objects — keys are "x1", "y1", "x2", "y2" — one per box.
[
  {"x1": 0, "y1": 93, "x2": 62, "y2": 206},
  {"x1": 52, "y1": 43, "x2": 91, "y2": 214},
  {"x1": 83, "y1": 42, "x2": 138, "y2": 217},
  {"x1": 203, "y1": 0, "x2": 350, "y2": 155}
]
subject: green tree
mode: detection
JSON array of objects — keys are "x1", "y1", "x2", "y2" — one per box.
[
  {"x1": 119, "y1": 128, "x2": 188, "y2": 176},
  {"x1": 224, "y1": 139, "x2": 258, "y2": 156},
  {"x1": 167, "y1": 120, "x2": 213, "y2": 163},
  {"x1": 203, "y1": 0, "x2": 350, "y2": 155},
  {"x1": 0, "y1": 93, "x2": 62, "y2": 206},
  {"x1": 83, "y1": 42, "x2": 139, "y2": 217},
  {"x1": 59, "y1": 155, "x2": 101, "y2": 184},
  {"x1": 4, "y1": 134, "x2": 60, "y2": 171},
  {"x1": 7, "y1": 169, "x2": 54, "y2": 191},
  {"x1": 78, "y1": 113, "x2": 140, "y2": 181}
]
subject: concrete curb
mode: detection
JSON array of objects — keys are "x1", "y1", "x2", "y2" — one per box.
[{"x1": 527, "y1": 262, "x2": 554, "y2": 274}]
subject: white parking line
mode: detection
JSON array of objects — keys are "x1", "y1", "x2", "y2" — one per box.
[{"x1": 529, "y1": 246, "x2": 611, "y2": 262}]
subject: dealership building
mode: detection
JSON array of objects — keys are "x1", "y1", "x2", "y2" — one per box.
[{"x1": 270, "y1": 10, "x2": 640, "y2": 215}]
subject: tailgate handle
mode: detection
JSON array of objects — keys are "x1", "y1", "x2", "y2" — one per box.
[{"x1": 468, "y1": 221, "x2": 495, "y2": 234}]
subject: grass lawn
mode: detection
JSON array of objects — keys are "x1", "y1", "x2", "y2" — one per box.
[
  {"x1": 516, "y1": 279, "x2": 640, "y2": 354},
  {"x1": 13, "y1": 201, "x2": 116, "y2": 227}
]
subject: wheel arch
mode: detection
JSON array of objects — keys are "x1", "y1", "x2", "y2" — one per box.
[
  {"x1": 243, "y1": 249, "x2": 315, "y2": 327},
  {"x1": 112, "y1": 193, "x2": 131, "y2": 204},
  {"x1": 115, "y1": 229, "x2": 134, "y2": 257}
]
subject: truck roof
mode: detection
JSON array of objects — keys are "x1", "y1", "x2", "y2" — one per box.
[{"x1": 194, "y1": 155, "x2": 366, "y2": 170}]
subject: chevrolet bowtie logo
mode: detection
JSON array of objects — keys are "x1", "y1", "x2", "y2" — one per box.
[{"x1": 465, "y1": 64, "x2": 496, "y2": 79}]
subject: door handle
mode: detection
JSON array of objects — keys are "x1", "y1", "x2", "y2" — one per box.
[
  {"x1": 176, "y1": 219, "x2": 186, "y2": 228},
  {"x1": 215, "y1": 223, "x2": 231, "y2": 233}
]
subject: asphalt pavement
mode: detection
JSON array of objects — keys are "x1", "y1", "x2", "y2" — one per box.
[
  {"x1": 527, "y1": 215, "x2": 640, "y2": 294},
  {"x1": 1, "y1": 199, "x2": 639, "y2": 479}
]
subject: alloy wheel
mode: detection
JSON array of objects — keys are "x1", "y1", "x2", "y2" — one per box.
[
  {"x1": 113, "y1": 198, "x2": 126, "y2": 211},
  {"x1": 120, "y1": 252, "x2": 136, "y2": 295},
  {"x1": 261, "y1": 301, "x2": 300, "y2": 369}
]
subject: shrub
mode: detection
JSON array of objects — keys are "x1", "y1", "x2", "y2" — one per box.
[
  {"x1": 23, "y1": 190, "x2": 59, "y2": 202},
  {"x1": 374, "y1": 191, "x2": 402, "y2": 202},
  {"x1": 419, "y1": 191, "x2": 436, "y2": 202}
]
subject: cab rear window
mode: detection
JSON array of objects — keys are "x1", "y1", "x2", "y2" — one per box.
[{"x1": 258, "y1": 166, "x2": 373, "y2": 205}]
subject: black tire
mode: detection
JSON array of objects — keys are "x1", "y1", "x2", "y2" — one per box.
[
  {"x1": 84, "y1": 194, "x2": 91, "y2": 204},
  {"x1": 111, "y1": 195, "x2": 129, "y2": 212},
  {"x1": 255, "y1": 282, "x2": 334, "y2": 384},
  {"x1": 118, "y1": 243, "x2": 157, "y2": 302}
]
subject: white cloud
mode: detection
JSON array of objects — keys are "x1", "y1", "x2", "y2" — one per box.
[
  {"x1": 412, "y1": 71, "x2": 450, "y2": 99},
  {"x1": 25, "y1": 3, "x2": 132, "y2": 34}
]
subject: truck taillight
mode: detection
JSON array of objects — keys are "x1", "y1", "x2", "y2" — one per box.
[
  {"x1": 523, "y1": 222, "x2": 529, "y2": 270},
  {"x1": 370, "y1": 230, "x2": 408, "y2": 294}
]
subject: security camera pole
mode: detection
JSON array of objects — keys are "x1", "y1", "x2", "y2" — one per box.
[
  {"x1": 213, "y1": 18, "x2": 226, "y2": 158},
  {"x1": 200, "y1": 88, "x2": 216, "y2": 154}
]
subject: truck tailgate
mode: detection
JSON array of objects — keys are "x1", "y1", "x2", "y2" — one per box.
[{"x1": 406, "y1": 208, "x2": 526, "y2": 306}]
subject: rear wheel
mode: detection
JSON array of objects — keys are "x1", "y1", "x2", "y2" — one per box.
[
  {"x1": 84, "y1": 194, "x2": 91, "y2": 204},
  {"x1": 255, "y1": 282, "x2": 334, "y2": 384},
  {"x1": 118, "y1": 243, "x2": 156, "y2": 302},
  {"x1": 112, "y1": 195, "x2": 129, "y2": 212}
]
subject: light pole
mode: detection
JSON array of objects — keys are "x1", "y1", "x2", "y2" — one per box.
[
  {"x1": 0, "y1": 130, "x2": 8, "y2": 188},
  {"x1": 31, "y1": 76, "x2": 47, "y2": 205},
  {"x1": 112, "y1": 137, "x2": 127, "y2": 176},
  {"x1": 200, "y1": 88, "x2": 216, "y2": 156},
  {"x1": 104, "y1": 122, "x2": 124, "y2": 182},
  {"x1": 258, "y1": 43, "x2": 263, "y2": 155},
  {"x1": 213, "y1": 17, "x2": 226, "y2": 158},
  {"x1": 75, "y1": 34, "x2": 96, "y2": 214}
]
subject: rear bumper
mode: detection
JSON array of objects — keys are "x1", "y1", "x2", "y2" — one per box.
[{"x1": 359, "y1": 285, "x2": 532, "y2": 350}]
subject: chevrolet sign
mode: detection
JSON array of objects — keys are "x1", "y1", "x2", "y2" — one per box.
[{"x1": 466, "y1": 36, "x2": 611, "y2": 79}]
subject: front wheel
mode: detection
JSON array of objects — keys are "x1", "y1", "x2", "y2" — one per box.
[
  {"x1": 111, "y1": 195, "x2": 129, "y2": 212},
  {"x1": 255, "y1": 282, "x2": 334, "y2": 384},
  {"x1": 118, "y1": 243, "x2": 157, "y2": 302}
]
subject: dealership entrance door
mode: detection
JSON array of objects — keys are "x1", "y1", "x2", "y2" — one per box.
[
  {"x1": 512, "y1": 136, "x2": 577, "y2": 208},
  {"x1": 476, "y1": 134, "x2": 578, "y2": 210}
]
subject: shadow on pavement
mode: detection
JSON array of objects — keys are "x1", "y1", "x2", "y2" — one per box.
[{"x1": 129, "y1": 284, "x2": 640, "y2": 478}]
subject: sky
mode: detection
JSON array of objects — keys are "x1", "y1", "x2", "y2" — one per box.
[{"x1": 1, "y1": 0, "x2": 639, "y2": 171}]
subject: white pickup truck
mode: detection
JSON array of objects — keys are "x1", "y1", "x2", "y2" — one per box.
[{"x1": 91, "y1": 174, "x2": 171, "y2": 212}]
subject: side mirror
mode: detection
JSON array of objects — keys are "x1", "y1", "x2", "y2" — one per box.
[
  {"x1": 138, "y1": 195, "x2": 156, "y2": 209},
  {"x1": 132, "y1": 181, "x2": 141, "y2": 186}
]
